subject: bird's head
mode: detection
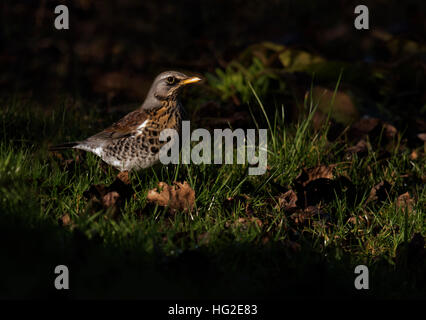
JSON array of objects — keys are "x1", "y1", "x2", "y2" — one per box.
[{"x1": 141, "y1": 71, "x2": 202, "y2": 109}]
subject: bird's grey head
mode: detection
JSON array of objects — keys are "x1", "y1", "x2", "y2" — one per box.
[{"x1": 141, "y1": 71, "x2": 202, "y2": 110}]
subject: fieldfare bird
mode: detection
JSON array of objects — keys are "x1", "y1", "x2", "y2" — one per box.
[{"x1": 49, "y1": 71, "x2": 202, "y2": 171}]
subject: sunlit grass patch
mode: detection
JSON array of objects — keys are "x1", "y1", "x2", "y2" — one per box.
[{"x1": 0, "y1": 82, "x2": 424, "y2": 298}]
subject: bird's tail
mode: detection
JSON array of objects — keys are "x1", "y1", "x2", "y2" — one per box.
[{"x1": 48, "y1": 142, "x2": 80, "y2": 151}]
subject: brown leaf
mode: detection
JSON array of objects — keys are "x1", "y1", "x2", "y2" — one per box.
[
  {"x1": 276, "y1": 190, "x2": 298, "y2": 212},
  {"x1": 346, "y1": 139, "x2": 369, "y2": 155},
  {"x1": 417, "y1": 133, "x2": 426, "y2": 142},
  {"x1": 294, "y1": 165, "x2": 353, "y2": 208},
  {"x1": 290, "y1": 211, "x2": 312, "y2": 225},
  {"x1": 396, "y1": 192, "x2": 414, "y2": 214},
  {"x1": 147, "y1": 181, "x2": 195, "y2": 213},
  {"x1": 83, "y1": 184, "x2": 109, "y2": 204},
  {"x1": 310, "y1": 87, "x2": 359, "y2": 125},
  {"x1": 347, "y1": 216, "x2": 358, "y2": 224},
  {"x1": 60, "y1": 214, "x2": 71, "y2": 226},
  {"x1": 296, "y1": 165, "x2": 336, "y2": 187},
  {"x1": 383, "y1": 123, "x2": 398, "y2": 139},
  {"x1": 233, "y1": 217, "x2": 263, "y2": 230},
  {"x1": 366, "y1": 181, "x2": 392, "y2": 204},
  {"x1": 102, "y1": 191, "x2": 120, "y2": 208},
  {"x1": 409, "y1": 150, "x2": 418, "y2": 160},
  {"x1": 83, "y1": 172, "x2": 134, "y2": 215},
  {"x1": 348, "y1": 118, "x2": 398, "y2": 147},
  {"x1": 347, "y1": 212, "x2": 372, "y2": 227},
  {"x1": 117, "y1": 171, "x2": 131, "y2": 185},
  {"x1": 349, "y1": 117, "x2": 381, "y2": 140},
  {"x1": 290, "y1": 206, "x2": 325, "y2": 225}
]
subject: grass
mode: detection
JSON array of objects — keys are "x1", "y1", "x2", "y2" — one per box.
[{"x1": 0, "y1": 84, "x2": 425, "y2": 299}]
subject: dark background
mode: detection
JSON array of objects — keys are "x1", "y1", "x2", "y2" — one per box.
[{"x1": 1, "y1": 0, "x2": 424, "y2": 104}]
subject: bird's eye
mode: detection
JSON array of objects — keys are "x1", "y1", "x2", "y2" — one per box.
[{"x1": 166, "y1": 76, "x2": 175, "y2": 84}]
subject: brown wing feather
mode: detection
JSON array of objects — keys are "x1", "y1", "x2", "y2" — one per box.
[{"x1": 87, "y1": 110, "x2": 149, "y2": 141}]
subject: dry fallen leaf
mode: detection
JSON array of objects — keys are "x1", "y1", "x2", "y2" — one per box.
[
  {"x1": 346, "y1": 139, "x2": 369, "y2": 155},
  {"x1": 347, "y1": 212, "x2": 372, "y2": 227},
  {"x1": 348, "y1": 118, "x2": 398, "y2": 147},
  {"x1": 383, "y1": 123, "x2": 398, "y2": 139},
  {"x1": 117, "y1": 171, "x2": 131, "y2": 185},
  {"x1": 417, "y1": 133, "x2": 426, "y2": 142},
  {"x1": 233, "y1": 217, "x2": 263, "y2": 230},
  {"x1": 290, "y1": 212, "x2": 312, "y2": 225},
  {"x1": 102, "y1": 191, "x2": 120, "y2": 208},
  {"x1": 296, "y1": 165, "x2": 336, "y2": 187},
  {"x1": 409, "y1": 150, "x2": 418, "y2": 160},
  {"x1": 83, "y1": 172, "x2": 134, "y2": 215},
  {"x1": 147, "y1": 181, "x2": 195, "y2": 213},
  {"x1": 276, "y1": 190, "x2": 298, "y2": 212},
  {"x1": 290, "y1": 205, "x2": 329, "y2": 227},
  {"x1": 396, "y1": 192, "x2": 415, "y2": 214},
  {"x1": 310, "y1": 87, "x2": 359, "y2": 125},
  {"x1": 349, "y1": 117, "x2": 381, "y2": 140},
  {"x1": 293, "y1": 164, "x2": 353, "y2": 208},
  {"x1": 366, "y1": 181, "x2": 392, "y2": 204},
  {"x1": 60, "y1": 213, "x2": 71, "y2": 226}
]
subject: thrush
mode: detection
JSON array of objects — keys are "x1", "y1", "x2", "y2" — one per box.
[{"x1": 49, "y1": 71, "x2": 202, "y2": 171}]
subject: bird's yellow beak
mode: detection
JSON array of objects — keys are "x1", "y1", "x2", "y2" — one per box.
[{"x1": 180, "y1": 77, "x2": 202, "y2": 85}]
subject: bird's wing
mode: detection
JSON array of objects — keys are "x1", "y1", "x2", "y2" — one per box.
[{"x1": 87, "y1": 110, "x2": 150, "y2": 142}]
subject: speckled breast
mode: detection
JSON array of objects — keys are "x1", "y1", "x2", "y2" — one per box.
[{"x1": 103, "y1": 103, "x2": 182, "y2": 171}]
